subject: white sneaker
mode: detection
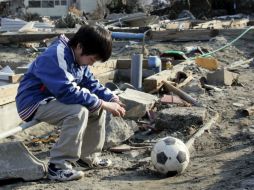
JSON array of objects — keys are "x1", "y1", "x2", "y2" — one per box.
[{"x1": 48, "y1": 163, "x2": 84, "y2": 181}]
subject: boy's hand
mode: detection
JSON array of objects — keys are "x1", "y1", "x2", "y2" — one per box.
[
  {"x1": 115, "y1": 100, "x2": 126, "y2": 108},
  {"x1": 101, "y1": 101, "x2": 126, "y2": 117}
]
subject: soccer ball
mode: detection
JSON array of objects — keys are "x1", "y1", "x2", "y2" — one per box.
[{"x1": 151, "y1": 136, "x2": 190, "y2": 176}]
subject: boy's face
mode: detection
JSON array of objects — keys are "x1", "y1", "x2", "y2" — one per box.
[{"x1": 74, "y1": 44, "x2": 99, "y2": 66}]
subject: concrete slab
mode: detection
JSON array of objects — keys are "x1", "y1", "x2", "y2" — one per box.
[
  {"x1": 118, "y1": 88, "x2": 158, "y2": 119},
  {"x1": 0, "y1": 141, "x2": 46, "y2": 181},
  {"x1": 155, "y1": 107, "x2": 207, "y2": 131}
]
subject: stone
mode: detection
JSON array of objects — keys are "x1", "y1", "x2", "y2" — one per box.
[
  {"x1": 0, "y1": 141, "x2": 46, "y2": 181},
  {"x1": 207, "y1": 68, "x2": 239, "y2": 86},
  {"x1": 181, "y1": 79, "x2": 205, "y2": 94},
  {"x1": 104, "y1": 113, "x2": 138, "y2": 149}
]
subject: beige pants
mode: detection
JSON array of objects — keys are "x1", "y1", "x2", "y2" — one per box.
[{"x1": 33, "y1": 99, "x2": 106, "y2": 169}]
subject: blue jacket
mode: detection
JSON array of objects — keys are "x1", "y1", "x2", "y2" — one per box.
[{"x1": 16, "y1": 35, "x2": 117, "y2": 121}]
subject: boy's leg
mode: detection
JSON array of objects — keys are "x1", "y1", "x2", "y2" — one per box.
[
  {"x1": 79, "y1": 109, "x2": 107, "y2": 166},
  {"x1": 33, "y1": 99, "x2": 89, "y2": 169}
]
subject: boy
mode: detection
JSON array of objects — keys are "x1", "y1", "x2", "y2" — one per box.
[{"x1": 16, "y1": 25, "x2": 125, "y2": 181}]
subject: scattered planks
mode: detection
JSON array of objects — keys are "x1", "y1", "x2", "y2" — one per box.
[
  {"x1": 192, "y1": 19, "x2": 249, "y2": 29},
  {"x1": 2, "y1": 28, "x2": 252, "y2": 44}
]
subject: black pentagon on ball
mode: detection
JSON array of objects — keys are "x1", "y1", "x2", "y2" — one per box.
[
  {"x1": 163, "y1": 137, "x2": 176, "y2": 145},
  {"x1": 157, "y1": 152, "x2": 168, "y2": 165},
  {"x1": 166, "y1": 170, "x2": 178, "y2": 177},
  {"x1": 176, "y1": 150, "x2": 187, "y2": 163}
]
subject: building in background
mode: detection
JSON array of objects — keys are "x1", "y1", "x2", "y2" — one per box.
[{"x1": 23, "y1": 0, "x2": 106, "y2": 18}]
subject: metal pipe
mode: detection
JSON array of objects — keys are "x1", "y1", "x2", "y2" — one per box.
[
  {"x1": 111, "y1": 32, "x2": 145, "y2": 40},
  {"x1": 0, "y1": 120, "x2": 39, "y2": 140},
  {"x1": 131, "y1": 54, "x2": 143, "y2": 90}
]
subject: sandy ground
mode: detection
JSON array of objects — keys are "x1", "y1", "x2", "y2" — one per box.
[{"x1": 0, "y1": 32, "x2": 254, "y2": 190}]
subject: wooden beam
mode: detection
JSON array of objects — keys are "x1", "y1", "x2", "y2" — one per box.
[
  {"x1": 0, "y1": 30, "x2": 76, "y2": 44},
  {"x1": 0, "y1": 83, "x2": 19, "y2": 105},
  {"x1": 193, "y1": 20, "x2": 223, "y2": 29},
  {"x1": 162, "y1": 80, "x2": 202, "y2": 106},
  {"x1": 148, "y1": 29, "x2": 219, "y2": 42}
]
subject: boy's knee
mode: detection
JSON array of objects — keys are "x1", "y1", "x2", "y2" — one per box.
[{"x1": 70, "y1": 104, "x2": 89, "y2": 121}]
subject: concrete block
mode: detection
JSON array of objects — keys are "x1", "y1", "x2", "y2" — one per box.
[
  {"x1": 118, "y1": 88, "x2": 158, "y2": 119},
  {"x1": 155, "y1": 107, "x2": 207, "y2": 131},
  {"x1": 0, "y1": 141, "x2": 46, "y2": 181},
  {"x1": 207, "y1": 68, "x2": 239, "y2": 86}
]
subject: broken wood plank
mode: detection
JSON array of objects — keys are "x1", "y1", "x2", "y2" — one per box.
[
  {"x1": 163, "y1": 21, "x2": 191, "y2": 30},
  {"x1": 143, "y1": 70, "x2": 175, "y2": 93},
  {"x1": 0, "y1": 30, "x2": 76, "y2": 44},
  {"x1": 148, "y1": 29, "x2": 219, "y2": 42},
  {"x1": 227, "y1": 19, "x2": 249, "y2": 28},
  {"x1": 0, "y1": 83, "x2": 19, "y2": 105},
  {"x1": 177, "y1": 72, "x2": 193, "y2": 88},
  {"x1": 193, "y1": 20, "x2": 223, "y2": 29},
  {"x1": 0, "y1": 73, "x2": 24, "y2": 83},
  {"x1": 109, "y1": 144, "x2": 151, "y2": 153},
  {"x1": 227, "y1": 58, "x2": 254, "y2": 70},
  {"x1": 9, "y1": 74, "x2": 23, "y2": 83},
  {"x1": 202, "y1": 84, "x2": 222, "y2": 92}
]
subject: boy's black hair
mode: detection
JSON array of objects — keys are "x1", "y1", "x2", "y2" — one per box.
[{"x1": 68, "y1": 25, "x2": 112, "y2": 62}]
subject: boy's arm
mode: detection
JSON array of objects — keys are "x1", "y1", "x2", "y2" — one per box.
[
  {"x1": 80, "y1": 66, "x2": 119, "y2": 103},
  {"x1": 33, "y1": 55, "x2": 102, "y2": 112}
]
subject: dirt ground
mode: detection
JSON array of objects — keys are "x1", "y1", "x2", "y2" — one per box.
[{"x1": 1, "y1": 31, "x2": 254, "y2": 190}]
